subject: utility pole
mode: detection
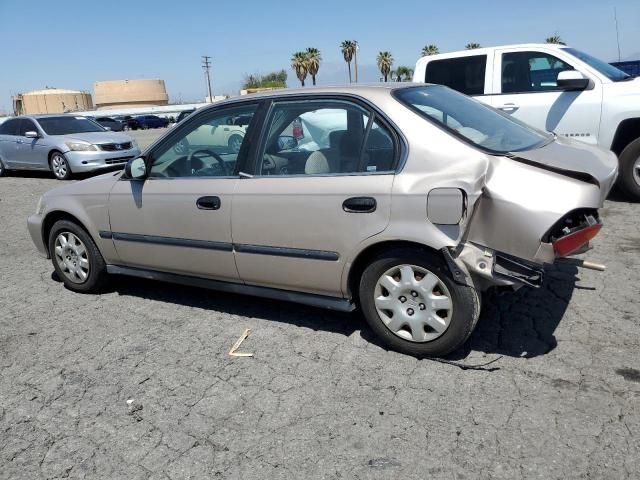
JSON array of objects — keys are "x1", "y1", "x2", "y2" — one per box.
[
  {"x1": 614, "y1": 7, "x2": 621, "y2": 62},
  {"x1": 202, "y1": 55, "x2": 213, "y2": 102}
]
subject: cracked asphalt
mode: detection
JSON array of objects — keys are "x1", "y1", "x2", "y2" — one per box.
[{"x1": 1, "y1": 130, "x2": 639, "y2": 479}]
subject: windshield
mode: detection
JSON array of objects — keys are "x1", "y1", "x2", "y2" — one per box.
[
  {"x1": 37, "y1": 116, "x2": 105, "y2": 135},
  {"x1": 562, "y1": 47, "x2": 630, "y2": 81},
  {"x1": 394, "y1": 85, "x2": 550, "y2": 154}
]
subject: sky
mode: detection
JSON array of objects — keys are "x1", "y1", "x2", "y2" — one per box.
[{"x1": 0, "y1": 0, "x2": 639, "y2": 113}]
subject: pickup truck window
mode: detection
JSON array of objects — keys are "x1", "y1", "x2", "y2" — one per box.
[
  {"x1": 501, "y1": 51, "x2": 572, "y2": 93},
  {"x1": 562, "y1": 47, "x2": 631, "y2": 82},
  {"x1": 424, "y1": 55, "x2": 486, "y2": 95},
  {"x1": 395, "y1": 85, "x2": 550, "y2": 154}
]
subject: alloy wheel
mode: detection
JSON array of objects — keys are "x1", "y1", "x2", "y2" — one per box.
[
  {"x1": 51, "y1": 154, "x2": 68, "y2": 179},
  {"x1": 54, "y1": 232, "x2": 90, "y2": 284},
  {"x1": 374, "y1": 264, "x2": 453, "y2": 342},
  {"x1": 229, "y1": 136, "x2": 242, "y2": 153},
  {"x1": 633, "y1": 155, "x2": 640, "y2": 188}
]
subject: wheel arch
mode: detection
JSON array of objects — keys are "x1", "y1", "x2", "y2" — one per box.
[
  {"x1": 611, "y1": 118, "x2": 640, "y2": 155},
  {"x1": 42, "y1": 210, "x2": 93, "y2": 256},
  {"x1": 345, "y1": 240, "x2": 448, "y2": 302}
]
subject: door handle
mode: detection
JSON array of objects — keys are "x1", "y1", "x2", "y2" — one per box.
[
  {"x1": 343, "y1": 197, "x2": 377, "y2": 213},
  {"x1": 498, "y1": 103, "x2": 519, "y2": 112},
  {"x1": 196, "y1": 196, "x2": 221, "y2": 210}
]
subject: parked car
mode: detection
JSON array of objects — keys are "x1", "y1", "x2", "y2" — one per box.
[
  {"x1": 114, "y1": 115, "x2": 140, "y2": 131},
  {"x1": 136, "y1": 115, "x2": 169, "y2": 129},
  {"x1": 174, "y1": 112, "x2": 247, "y2": 154},
  {"x1": 0, "y1": 115, "x2": 140, "y2": 179},
  {"x1": 176, "y1": 109, "x2": 196, "y2": 124},
  {"x1": 94, "y1": 116, "x2": 125, "y2": 132},
  {"x1": 414, "y1": 43, "x2": 640, "y2": 200},
  {"x1": 28, "y1": 85, "x2": 616, "y2": 356}
]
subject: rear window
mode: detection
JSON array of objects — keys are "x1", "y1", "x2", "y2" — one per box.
[
  {"x1": 37, "y1": 116, "x2": 104, "y2": 135},
  {"x1": 425, "y1": 55, "x2": 487, "y2": 95},
  {"x1": 394, "y1": 85, "x2": 550, "y2": 154}
]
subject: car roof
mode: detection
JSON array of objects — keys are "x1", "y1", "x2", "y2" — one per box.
[{"x1": 416, "y1": 43, "x2": 568, "y2": 62}]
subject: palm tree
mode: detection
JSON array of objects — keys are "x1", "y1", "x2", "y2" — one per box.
[
  {"x1": 340, "y1": 40, "x2": 357, "y2": 83},
  {"x1": 291, "y1": 52, "x2": 309, "y2": 87},
  {"x1": 421, "y1": 44, "x2": 439, "y2": 56},
  {"x1": 465, "y1": 43, "x2": 481, "y2": 50},
  {"x1": 377, "y1": 51, "x2": 394, "y2": 82},
  {"x1": 545, "y1": 34, "x2": 566, "y2": 45},
  {"x1": 305, "y1": 48, "x2": 322, "y2": 86},
  {"x1": 392, "y1": 66, "x2": 414, "y2": 82}
]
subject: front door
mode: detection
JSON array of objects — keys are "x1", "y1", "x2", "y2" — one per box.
[
  {"x1": 107, "y1": 103, "x2": 260, "y2": 281},
  {"x1": 232, "y1": 97, "x2": 398, "y2": 297},
  {"x1": 486, "y1": 48, "x2": 602, "y2": 144}
]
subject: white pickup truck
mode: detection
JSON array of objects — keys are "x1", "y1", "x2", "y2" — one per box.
[{"x1": 413, "y1": 44, "x2": 640, "y2": 200}]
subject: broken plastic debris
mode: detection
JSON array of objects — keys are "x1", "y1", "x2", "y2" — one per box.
[{"x1": 229, "y1": 328, "x2": 253, "y2": 357}]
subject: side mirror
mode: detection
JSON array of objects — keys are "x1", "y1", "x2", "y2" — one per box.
[
  {"x1": 25, "y1": 131, "x2": 39, "y2": 139},
  {"x1": 277, "y1": 135, "x2": 298, "y2": 150},
  {"x1": 124, "y1": 157, "x2": 147, "y2": 180},
  {"x1": 557, "y1": 70, "x2": 589, "y2": 90}
]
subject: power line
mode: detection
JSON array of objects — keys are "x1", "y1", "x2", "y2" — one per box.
[
  {"x1": 202, "y1": 55, "x2": 213, "y2": 101},
  {"x1": 614, "y1": 7, "x2": 621, "y2": 62}
]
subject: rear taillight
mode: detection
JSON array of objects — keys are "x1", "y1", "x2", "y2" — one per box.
[{"x1": 552, "y1": 223, "x2": 602, "y2": 257}]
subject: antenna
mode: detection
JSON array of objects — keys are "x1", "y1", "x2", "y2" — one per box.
[
  {"x1": 614, "y1": 7, "x2": 621, "y2": 62},
  {"x1": 202, "y1": 56, "x2": 213, "y2": 102}
]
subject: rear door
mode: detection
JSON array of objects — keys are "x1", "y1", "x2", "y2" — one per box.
[
  {"x1": 486, "y1": 47, "x2": 602, "y2": 143},
  {"x1": 231, "y1": 96, "x2": 398, "y2": 298}
]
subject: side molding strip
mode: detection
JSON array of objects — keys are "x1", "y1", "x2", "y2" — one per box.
[
  {"x1": 234, "y1": 243, "x2": 339, "y2": 261},
  {"x1": 106, "y1": 265, "x2": 355, "y2": 312}
]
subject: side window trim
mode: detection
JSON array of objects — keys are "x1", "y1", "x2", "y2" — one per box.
[
  {"x1": 496, "y1": 49, "x2": 578, "y2": 95},
  {"x1": 248, "y1": 95, "x2": 401, "y2": 177},
  {"x1": 144, "y1": 100, "x2": 264, "y2": 179}
]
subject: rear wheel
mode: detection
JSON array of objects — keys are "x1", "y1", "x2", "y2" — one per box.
[
  {"x1": 48, "y1": 220, "x2": 109, "y2": 293},
  {"x1": 0, "y1": 158, "x2": 6, "y2": 177},
  {"x1": 618, "y1": 138, "x2": 640, "y2": 201},
  {"x1": 358, "y1": 248, "x2": 480, "y2": 357},
  {"x1": 50, "y1": 151, "x2": 72, "y2": 180}
]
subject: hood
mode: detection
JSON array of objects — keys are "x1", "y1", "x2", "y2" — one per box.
[
  {"x1": 44, "y1": 170, "x2": 122, "y2": 198},
  {"x1": 62, "y1": 131, "x2": 134, "y2": 145},
  {"x1": 510, "y1": 136, "x2": 618, "y2": 197}
]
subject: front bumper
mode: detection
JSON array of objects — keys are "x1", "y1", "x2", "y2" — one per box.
[
  {"x1": 65, "y1": 147, "x2": 141, "y2": 173},
  {"x1": 27, "y1": 213, "x2": 48, "y2": 258}
]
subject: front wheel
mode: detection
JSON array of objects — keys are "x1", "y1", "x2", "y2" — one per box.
[
  {"x1": 358, "y1": 249, "x2": 480, "y2": 357},
  {"x1": 48, "y1": 220, "x2": 109, "y2": 293},
  {"x1": 50, "y1": 152, "x2": 72, "y2": 180},
  {"x1": 618, "y1": 138, "x2": 640, "y2": 201}
]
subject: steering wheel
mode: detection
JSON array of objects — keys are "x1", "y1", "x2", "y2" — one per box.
[{"x1": 187, "y1": 149, "x2": 229, "y2": 176}]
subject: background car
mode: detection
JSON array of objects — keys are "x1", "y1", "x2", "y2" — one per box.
[
  {"x1": 135, "y1": 115, "x2": 169, "y2": 129},
  {"x1": 94, "y1": 116, "x2": 125, "y2": 131},
  {"x1": 175, "y1": 109, "x2": 195, "y2": 124},
  {"x1": 113, "y1": 115, "x2": 140, "y2": 131},
  {"x1": 0, "y1": 114, "x2": 140, "y2": 179},
  {"x1": 28, "y1": 85, "x2": 616, "y2": 357}
]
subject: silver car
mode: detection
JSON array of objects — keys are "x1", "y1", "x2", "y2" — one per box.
[
  {"x1": 0, "y1": 115, "x2": 140, "y2": 180},
  {"x1": 27, "y1": 85, "x2": 617, "y2": 356}
]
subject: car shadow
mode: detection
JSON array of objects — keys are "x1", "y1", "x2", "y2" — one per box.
[{"x1": 92, "y1": 262, "x2": 579, "y2": 361}]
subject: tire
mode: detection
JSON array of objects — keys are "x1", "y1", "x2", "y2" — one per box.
[
  {"x1": 48, "y1": 220, "x2": 109, "y2": 293},
  {"x1": 228, "y1": 134, "x2": 243, "y2": 153},
  {"x1": 618, "y1": 138, "x2": 640, "y2": 201},
  {"x1": 0, "y1": 157, "x2": 6, "y2": 177},
  {"x1": 49, "y1": 151, "x2": 72, "y2": 180},
  {"x1": 358, "y1": 248, "x2": 480, "y2": 357}
]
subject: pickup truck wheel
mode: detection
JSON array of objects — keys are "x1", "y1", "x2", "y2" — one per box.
[
  {"x1": 48, "y1": 220, "x2": 109, "y2": 293},
  {"x1": 618, "y1": 138, "x2": 640, "y2": 201},
  {"x1": 358, "y1": 248, "x2": 480, "y2": 357}
]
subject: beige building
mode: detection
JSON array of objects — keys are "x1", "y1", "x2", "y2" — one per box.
[
  {"x1": 13, "y1": 88, "x2": 93, "y2": 115},
  {"x1": 94, "y1": 79, "x2": 169, "y2": 110}
]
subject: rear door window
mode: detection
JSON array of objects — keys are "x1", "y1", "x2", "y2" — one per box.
[
  {"x1": 0, "y1": 119, "x2": 20, "y2": 135},
  {"x1": 425, "y1": 55, "x2": 487, "y2": 95}
]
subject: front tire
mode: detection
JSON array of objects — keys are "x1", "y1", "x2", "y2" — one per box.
[
  {"x1": 358, "y1": 248, "x2": 480, "y2": 357},
  {"x1": 618, "y1": 138, "x2": 640, "y2": 201},
  {"x1": 49, "y1": 151, "x2": 72, "y2": 180},
  {"x1": 48, "y1": 220, "x2": 109, "y2": 293}
]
